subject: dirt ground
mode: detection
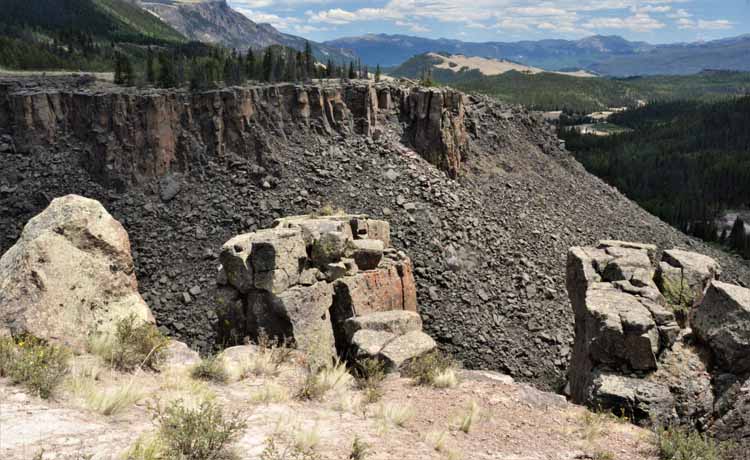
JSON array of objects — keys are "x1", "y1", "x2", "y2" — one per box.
[{"x1": 0, "y1": 344, "x2": 658, "y2": 460}]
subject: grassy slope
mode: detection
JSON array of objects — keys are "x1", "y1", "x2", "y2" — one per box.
[{"x1": 92, "y1": 0, "x2": 186, "y2": 43}]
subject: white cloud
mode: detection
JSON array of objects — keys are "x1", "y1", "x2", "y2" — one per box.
[
  {"x1": 678, "y1": 18, "x2": 734, "y2": 30},
  {"x1": 235, "y1": 8, "x2": 301, "y2": 30},
  {"x1": 233, "y1": 0, "x2": 732, "y2": 40},
  {"x1": 584, "y1": 13, "x2": 666, "y2": 32}
]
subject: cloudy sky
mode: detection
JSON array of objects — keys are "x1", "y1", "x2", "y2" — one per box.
[{"x1": 228, "y1": 0, "x2": 749, "y2": 43}]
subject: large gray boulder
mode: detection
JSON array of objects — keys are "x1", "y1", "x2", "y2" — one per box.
[
  {"x1": 0, "y1": 195, "x2": 153, "y2": 351},
  {"x1": 692, "y1": 281, "x2": 750, "y2": 374},
  {"x1": 379, "y1": 330, "x2": 437, "y2": 371}
]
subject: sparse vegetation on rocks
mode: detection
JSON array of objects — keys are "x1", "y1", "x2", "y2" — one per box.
[
  {"x1": 89, "y1": 314, "x2": 169, "y2": 372},
  {"x1": 352, "y1": 358, "x2": 387, "y2": 403},
  {"x1": 402, "y1": 350, "x2": 457, "y2": 387},
  {"x1": 191, "y1": 356, "x2": 230, "y2": 384},
  {"x1": 655, "y1": 427, "x2": 731, "y2": 460},
  {"x1": 241, "y1": 333, "x2": 293, "y2": 378},
  {"x1": 0, "y1": 335, "x2": 70, "y2": 399},
  {"x1": 140, "y1": 399, "x2": 248, "y2": 460}
]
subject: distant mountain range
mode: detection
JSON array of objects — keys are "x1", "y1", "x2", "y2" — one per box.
[
  {"x1": 324, "y1": 33, "x2": 750, "y2": 76},
  {"x1": 139, "y1": 0, "x2": 353, "y2": 62}
]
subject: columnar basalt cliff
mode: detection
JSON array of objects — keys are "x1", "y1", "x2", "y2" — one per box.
[{"x1": 0, "y1": 80, "x2": 467, "y2": 185}]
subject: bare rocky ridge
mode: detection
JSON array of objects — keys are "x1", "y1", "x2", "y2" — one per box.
[{"x1": 1, "y1": 75, "x2": 748, "y2": 392}]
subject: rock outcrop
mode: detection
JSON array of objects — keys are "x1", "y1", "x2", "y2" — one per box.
[
  {"x1": 568, "y1": 241, "x2": 749, "y2": 453},
  {"x1": 0, "y1": 195, "x2": 153, "y2": 351},
  {"x1": 692, "y1": 281, "x2": 750, "y2": 374},
  {"x1": 218, "y1": 213, "x2": 433, "y2": 368},
  {"x1": 567, "y1": 241, "x2": 680, "y2": 421},
  {"x1": 402, "y1": 87, "x2": 468, "y2": 178}
]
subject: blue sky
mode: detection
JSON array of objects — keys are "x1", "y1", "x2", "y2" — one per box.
[{"x1": 228, "y1": 0, "x2": 750, "y2": 43}]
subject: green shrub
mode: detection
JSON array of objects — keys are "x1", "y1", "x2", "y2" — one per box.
[
  {"x1": 402, "y1": 350, "x2": 455, "y2": 386},
  {"x1": 90, "y1": 315, "x2": 169, "y2": 372},
  {"x1": 656, "y1": 427, "x2": 730, "y2": 460},
  {"x1": 349, "y1": 436, "x2": 370, "y2": 460},
  {"x1": 0, "y1": 336, "x2": 70, "y2": 399},
  {"x1": 260, "y1": 435, "x2": 321, "y2": 460},
  {"x1": 353, "y1": 358, "x2": 386, "y2": 403},
  {"x1": 154, "y1": 399, "x2": 247, "y2": 460},
  {"x1": 191, "y1": 356, "x2": 229, "y2": 384}
]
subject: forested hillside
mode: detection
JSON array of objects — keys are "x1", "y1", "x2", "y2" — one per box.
[
  {"x1": 561, "y1": 97, "x2": 750, "y2": 256},
  {"x1": 0, "y1": 0, "x2": 187, "y2": 71},
  {"x1": 392, "y1": 54, "x2": 750, "y2": 113}
]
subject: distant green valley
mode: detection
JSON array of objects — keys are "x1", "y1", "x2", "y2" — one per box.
[
  {"x1": 391, "y1": 53, "x2": 750, "y2": 113},
  {"x1": 560, "y1": 97, "x2": 750, "y2": 257}
]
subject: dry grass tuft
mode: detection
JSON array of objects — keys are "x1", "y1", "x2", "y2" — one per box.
[
  {"x1": 376, "y1": 402, "x2": 414, "y2": 428},
  {"x1": 249, "y1": 383, "x2": 290, "y2": 405},
  {"x1": 455, "y1": 400, "x2": 481, "y2": 434},
  {"x1": 432, "y1": 368, "x2": 459, "y2": 389},
  {"x1": 297, "y1": 360, "x2": 352, "y2": 401},
  {"x1": 88, "y1": 315, "x2": 168, "y2": 372}
]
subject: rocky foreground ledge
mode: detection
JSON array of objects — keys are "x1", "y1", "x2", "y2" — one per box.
[{"x1": 567, "y1": 240, "x2": 750, "y2": 452}]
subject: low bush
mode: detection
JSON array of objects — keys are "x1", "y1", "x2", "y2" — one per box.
[
  {"x1": 352, "y1": 358, "x2": 386, "y2": 403},
  {"x1": 402, "y1": 350, "x2": 456, "y2": 387},
  {"x1": 191, "y1": 356, "x2": 229, "y2": 384},
  {"x1": 0, "y1": 335, "x2": 70, "y2": 399},
  {"x1": 260, "y1": 435, "x2": 322, "y2": 460},
  {"x1": 656, "y1": 427, "x2": 731, "y2": 460},
  {"x1": 89, "y1": 315, "x2": 169, "y2": 372},
  {"x1": 241, "y1": 332, "x2": 293, "y2": 378},
  {"x1": 349, "y1": 436, "x2": 370, "y2": 460},
  {"x1": 154, "y1": 399, "x2": 247, "y2": 460},
  {"x1": 297, "y1": 360, "x2": 352, "y2": 401}
]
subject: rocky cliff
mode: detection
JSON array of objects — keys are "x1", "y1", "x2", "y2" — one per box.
[
  {"x1": 0, "y1": 80, "x2": 465, "y2": 185},
  {"x1": 1, "y1": 76, "x2": 748, "y2": 391}
]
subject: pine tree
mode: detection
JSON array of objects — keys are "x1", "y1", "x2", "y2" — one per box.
[
  {"x1": 157, "y1": 53, "x2": 178, "y2": 88},
  {"x1": 246, "y1": 48, "x2": 256, "y2": 80},
  {"x1": 113, "y1": 52, "x2": 123, "y2": 85},
  {"x1": 262, "y1": 48, "x2": 273, "y2": 82},
  {"x1": 146, "y1": 46, "x2": 156, "y2": 84},
  {"x1": 304, "y1": 40, "x2": 314, "y2": 80},
  {"x1": 729, "y1": 217, "x2": 747, "y2": 254}
]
